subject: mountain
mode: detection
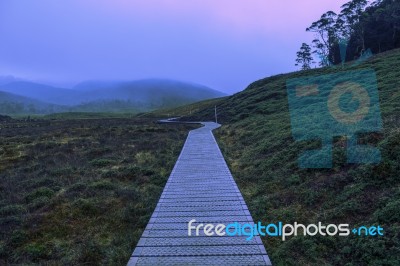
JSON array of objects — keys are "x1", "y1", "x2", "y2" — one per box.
[
  {"x1": 72, "y1": 79, "x2": 226, "y2": 108},
  {"x1": 168, "y1": 48, "x2": 400, "y2": 265},
  {"x1": 0, "y1": 90, "x2": 62, "y2": 115},
  {"x1": 0, "y1": 78, "x2": 226, "y2": 114},
  {"x1": 0, "y1": 81, "x2": 79, "y2": 105}
]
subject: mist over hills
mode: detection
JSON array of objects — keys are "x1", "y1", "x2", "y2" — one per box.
[
  {"x1": 0, "y1": 81, "x2": 79, "y2": 105},
  {"x1": 0, "y1": 78, "x2": 226, "y2": 115},
  {"x1": 0, "y1": 75, "x2": 25, "y2": 86},
  {"x1": 0, "y1": 90, "x2": 63, "y2": 115}
]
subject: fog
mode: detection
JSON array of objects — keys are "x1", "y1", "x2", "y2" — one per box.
[{"x1": 0, "y1": 0, "x2": 347, "y2": 94}]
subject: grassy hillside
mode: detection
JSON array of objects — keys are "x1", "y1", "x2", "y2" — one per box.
[
  {"x1": 141, "y1": 97, "x2": 227, "y2": 118},
  {"x1": 0, "y1": 118, "x2": 197, "y2": 264},
  {"x1": 179, "y1": 49, "x2": 400, "y2": 265}
]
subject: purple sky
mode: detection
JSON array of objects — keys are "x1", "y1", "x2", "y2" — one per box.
[{"x1": 0, "y1": 0, "x2": 348, "y2": 93}]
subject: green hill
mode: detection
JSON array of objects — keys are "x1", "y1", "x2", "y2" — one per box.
[
  {"x1": 140, "y1": 97, "x2": 227, "y2": 118},
  {"x1": 175, "y1": 48, "x2": 400, "y2": 265}
]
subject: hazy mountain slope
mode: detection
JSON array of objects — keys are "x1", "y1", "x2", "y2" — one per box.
[
  {"x1": 175, "y1": 48, "x2": 400, "y2": 265},
  {"x1": 73, "y1": 79, "x2": 226, "y2": 108},
  {"x1": 0, "y1": 91, "x2": 63, "y2": 115},
  {"x1": 0, "y1": 81, "x2": 78, "y2": 105},
  {"x1": 0, "y1": 79, "x2": 226, "y2": 114}
]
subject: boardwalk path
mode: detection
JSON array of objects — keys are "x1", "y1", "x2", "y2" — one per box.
[{"x1": 128, "y1": 122, "x2": 271, "y2": 265}]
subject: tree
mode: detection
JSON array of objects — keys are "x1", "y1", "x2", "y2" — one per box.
[
  {"x1": 300, "y1": 0, "x2": 400, "y2": 67},
  {"x1": 307, "y1": 11, "x2": 339, "y2": 66},
  {"x1": 339, "y1": 0, "x2": 369, "y2": 54},
  {"x1": 295, "y1": 43, "x2": 314, "y2": 70},
  {"x1": 382, "y1": 0, "x2": 400, "y2": 48},
  {"x1": 347, "y1": 0, "x2": 400, "y2": 57}
]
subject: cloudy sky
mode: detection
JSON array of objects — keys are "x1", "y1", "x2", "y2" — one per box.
[{"x1": 0, "y1": 0, "x2": 348, "y2": 93}]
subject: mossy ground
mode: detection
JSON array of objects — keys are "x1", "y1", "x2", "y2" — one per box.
[
  {"x1": 0, "y1": 117, "x2": 197, "y2": 265},
  {"x1": 181, "y1": 49, "x2": 400, "y2": 265}
]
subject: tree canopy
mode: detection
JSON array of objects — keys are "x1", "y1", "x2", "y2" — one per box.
[{"x1": 296, "y1": 0, "x2": 400, "y2": 68}]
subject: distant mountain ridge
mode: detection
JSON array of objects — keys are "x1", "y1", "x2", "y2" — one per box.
[
  {"x1": 0, "y1": 78, "x2": 226, "y2": 115},
  {"x1": 0, "y1": 90, "x2": 63, "y2": 115},
  {"x1": 0, "y1": 81, "x2": 78, "y2": 105}
]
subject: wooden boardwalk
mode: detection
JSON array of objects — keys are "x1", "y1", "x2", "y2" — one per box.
[{"x1": 128, "y1": 122, "x2": 271, "y2": 265}]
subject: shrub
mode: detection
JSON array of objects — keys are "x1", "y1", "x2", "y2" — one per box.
[
  {"x1": 90, "y1": 158, "x2": 115, "y2": 167},
  {"x1": 25, "y1": 187, "x2": 55, "y2": 202},
  {"x1": 0, "y1": 205, "x2": 26, "y2": 216},
  {"x1": 89, "y1": 180, "x2": 116, "y2": 190}
]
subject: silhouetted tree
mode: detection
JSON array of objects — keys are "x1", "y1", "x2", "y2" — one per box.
[
  {"x1": 295, "y1": 43, "x2": 314, "y2": 70},
  {"x1": 307, "y1": 11, "x2": 339, "y2": 66}
]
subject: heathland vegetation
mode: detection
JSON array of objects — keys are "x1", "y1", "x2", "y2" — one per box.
[
  {"x1": 2, "y1": 41, "x2": 399, "y2": 266},
  {"x1": 0, "y1": 117, "x2": 197, "y2": 264},
  {"x1": 1, "y1": 1, "x2": 399, "y2": 265},
  {"x1": 179, "y1": 48, "x2": 400, "y2": 265}
]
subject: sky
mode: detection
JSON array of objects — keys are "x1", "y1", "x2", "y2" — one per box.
[{"x1": 0, "y1": 0, "x2": 349, "y2": 94}]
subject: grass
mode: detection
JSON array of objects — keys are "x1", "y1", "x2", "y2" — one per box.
[
  {"x1": 0, "y1": 117, "x2": 198, "y2": 265},
  {"x1": 140, "y1": 97, "x2": 227, "y2": 119},
  {"x1": 7, "y1": 112, "x2": 136, "y2": 120},
  {"x1": 1, "y1": 48, "x2": 399, "y2": 265},
  {"x1": 178, "y1": 48, "x2": 400, "y2": 265},
  {"x1": 43, "y1": 112, "x2": 137, "y2": 120}
]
